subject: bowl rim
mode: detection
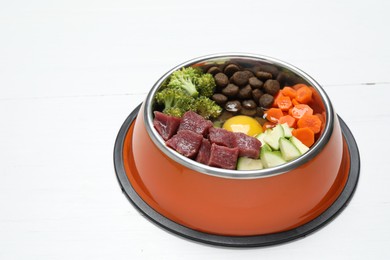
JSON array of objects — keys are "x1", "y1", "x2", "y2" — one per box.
[{"x1": 144, "y1": 53, "x2": 334, "y2": 179}]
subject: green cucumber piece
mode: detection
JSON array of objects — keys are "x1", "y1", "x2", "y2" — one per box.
[
  {"x1": 264, "y1": 124, "x2": 284, "y2": 150},
  {"x1": 290, "y1": 136, "x2": 310, "y2": 154},
  {"x1": 237, "y1": 157, "x2": 264, "y2": 170},
  {"x1": 279, "y1": 138, "x2": 301, "y2": 161},
  {"x1": 280, "y1": 123, "x2": 293, "y2": 138},
  {"x1": 261, "y1": 150, "x2": 286, "y2": 168}
]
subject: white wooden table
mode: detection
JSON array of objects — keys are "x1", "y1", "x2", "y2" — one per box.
[{"x1": 1, "y1": 1, "x2": 389, "y2": 259}]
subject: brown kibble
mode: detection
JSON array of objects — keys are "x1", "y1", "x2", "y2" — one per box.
[
  {"x1": 242, "y1": 70, "x2": 254, "y2": 78},
  {"x1": 211, "y1": 93, "x2": 228, "y2": 105},
  {"x1": 232, "y1": 71, "x2": 250, "y2": 86},
  {"x1": 237, "y1": 85, "x2": 252, "y2": 99},
  {"x1": 263, "y1": 79, "x2": 280, "y2": 95},
  {"x1": 242, "y1": 100, "x2": 257, "y2": 110},
  {"x1": 214, "y1": 73, "x2": 229, "y2": 88},
  {"x1": 252, "y1": 89, "x2": 264, "y2": 104},
  {"x1": 225, "y1": 100, "x2": 242, "y2": 113},
  {"x1": 224, "y1": 64, "x2": 240, "y2": 77},
  {"x1": 259, "y1": 93, "x2": 274, "y2": 108},
  {"x1": 241, "y1": 108, "x2": 257, "y2": 116},
  {"x1": 222, "y1": 84, "x2": 239, "y2": 97},
  {"x1": 207, "y1": 66, "x2": 222, "y2": 75},
  {"x1": 255, "y1": 115, "x2": 267, "y2": 125},
  {"x1": 255, "y1": 71, "x2": 273, "y2": 80},
  {"x1": 248, "y1": 77, "x2": 263, "y2": 89}
]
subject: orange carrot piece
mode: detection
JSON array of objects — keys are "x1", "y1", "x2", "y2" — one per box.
[
  {"x1": 314, "y1": 113, "x2": 325, "y2": 125},
  {"x1": 292, "y1": 83, "x2": 307, "y2": 90},
  {"x1": 292, "y1": 127, "x2": 315, "y2": 147},
  {"x1": 281, "y1": 87, "x2": 297, "y2": 99},
  {"x1": 276, "y1": 95, "x2": 292, "y2": 111},
  {"x1": 297, "y1": 114, "x2": 322, "y2": 134},
  {"x1": 292, "y1": 98, "x2": 300, "y2": 106},
  {"x1": 262, "y1": 121, "x2": 276, "y2": 132},
  {"x1": 265, "y1": 108, "x2": 284, "y2": 123},
  {"x1": 279, "y1": 115, "x2": 296, "y2": 128},
  {"x1": 272, "y1": 91, "x2": 285, "y2": 108},
  {"x1": 296, "y1": 85, "x2": 313, "y2": 104},
  {"x1": 289, "y1": 104, "x2": 313, "y2": 119}
]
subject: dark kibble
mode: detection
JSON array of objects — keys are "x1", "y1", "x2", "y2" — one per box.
[
  {"x1": 241, "y1": 108, "x2": 257, "y2": 116},
  {"x1": 238, "y1": 85, "x2": 252, "y2": 99},
  {"x1": 214, "y1": 73, "x2": 229, "y2": 88},
  {"x1": 217, "y1": 110, "x2": 235, "y2": 121},
  {"x1": 242, "y1": 70, "x2": 254, "y2": 78},
  {"x1": 263, "y1": 79, "x2": 280, "y2": 95},
  {"x1": 207, "y1": 66, "x2": 222, "y2": 75},
  {"x1": 248, "y1": 77, "x2": 263, "y2": 89},
  {"x1": 225, "y1": 100, "x2": 242, "y2": 113},
  {"x1": 259, "y1": 94, "x2": 274, "y2": 108},
  {"x1": 222, "y1": 84, "x2": 239, "y2": 97},
  {"x1": 255, "y1": 116, "x2": 267, "y2": 125},
  {"x1": 232, "y1": 71, "x2": 250, "y2": 86},
  {"x1": 211, "y1": 93, "x2": 228, "y2": 105},
  {"x1": 242, "y1": 100, "x2": 257, "y2": 109},
  {"x1": 255, "y1": 71, "x2": 273, "y2": 80},
  {"x1": 224, "y1": 64, "x2": 240, "y2": 77},
  {"x1": 252, "y1": 89, "x2": 264, "y2": 104}
]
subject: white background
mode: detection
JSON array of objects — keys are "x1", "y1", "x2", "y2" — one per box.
[{"x1": 1, "y1": 0, "x2": 390, "y2": 259}]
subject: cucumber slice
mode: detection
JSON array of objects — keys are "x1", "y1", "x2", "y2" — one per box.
[
  {"x1": 255, "y1": 132, "x2": 266, "y2": 146},
  {"x1": 237, "y1": 157, "x2": 263, "y2": 170},
  {"x1": 290, "y1": 136, "x2": 310, "y2": 154},
  {"x1": 279, "y1": 138, "x2": 301, "y2": 161},
  {"x1": 280, "y1": 123, "x2": 293, "y2": 138},
  {"x1": 264, "y1": 124, "x2": 284, "y2": 150},
  {"x1": 261, "y1": 150, "x2": 286, "y2": 168}
]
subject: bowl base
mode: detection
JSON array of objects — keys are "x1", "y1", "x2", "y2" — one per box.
[{"x1": 114, "y1": 104, "x2": 360, "y2": 247}]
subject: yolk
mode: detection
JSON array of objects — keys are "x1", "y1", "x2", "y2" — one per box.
[{"x1": 222, "y1": 115, "x2": 263, "y2": 137}]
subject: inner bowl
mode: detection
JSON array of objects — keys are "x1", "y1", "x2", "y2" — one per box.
[
  {"x1": 145, "y1": 53, "x2": 333, "y2": 178},
  {"x1": 125, "y1": 53, "x2": 349, "y2": 236}
]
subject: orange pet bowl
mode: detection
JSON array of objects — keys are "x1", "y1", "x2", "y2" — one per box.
[{"x1": 114, "y1": 53, "x2": 359, "y2": 247}]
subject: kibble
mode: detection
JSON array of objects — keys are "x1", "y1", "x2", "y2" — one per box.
[
  {"x1": 222, "y1": 84, "x2": 240, "y2": 97},
  {"x1": 259, "y1": 93, "x2": 274, "y2": 108},
  {"x1": 237, "y1": 85, "x2": 252, "y2": 99},
  {"x1": 212, "y1": 93, "x2": 228, "y2": 105},
  {"x1": 214, "y1": 73, "x2": 229, "y2": 88},
  {"x1": 232, "y1": 71, "x2": 250, "y2": 86},
  {"x1": 242, "y1": 100, "x2": 257, "y2": 110},
  {"x1": 248, "y1": 77, "x2": 263, "y2": 89},
  {"x1": 263, "y1": 79, "x2": 280, "y2": 95},
  {"x1": 224, "y1": 64, "x2": 240, "y2": 77},
  {"x1": 255, "y1": 71, "x2": 273, "y2": 80},
  {"x1": 225, "y1": 100, "x2": 242, "y2": 113},
  {"x1": 207, "y1": 66, "x2": 222, "y2": 75}
]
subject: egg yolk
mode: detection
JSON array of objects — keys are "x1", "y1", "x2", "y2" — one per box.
[{"x1": 222, "y1": 115, "x2": 263, "y2": 137}]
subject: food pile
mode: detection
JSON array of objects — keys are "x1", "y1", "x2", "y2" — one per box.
[{"x1": 152, "y1": 62, "x2": 325, "y2": 170}]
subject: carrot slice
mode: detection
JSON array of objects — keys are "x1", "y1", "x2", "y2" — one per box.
[
  {"x1": 262, "y1": 121, "x2": 276, "y2": 132},
  {"x1": 276, "y1": 95, "x2": 292, "y2": 111},
  {"x1": 279, "y1": 115, "x2": 296, "y2": 128},
  {"x1": 297, "y1": 114, "x2": 322, "y2": 134},
  {"x1": 292, "y1": 83, "x2": 307, "y2": 90},
  {"x1": 281, "y1": 87, "x2": 297, "y2": 99},
  {"x1": 272, "y1": 91, "x2": 284, "y2": 108},
  {"x1": 296, "y1": 85, "x2": 313, "y2": 104},
  {"x1": 289, "y1": 104, "x2": 313, "y2": 119},
  {"x1": 265, "y1": 108, "x2": 284, "y2": 123},
  {"x1": 292, "y1": 127, "x2": 315, "y2": 147},
  {"x1": 292, "y1": 98, "x2": 300, "y2": 106},
  {"x1": 314, "y1": 113, "x2": 325, "y2": 125}
]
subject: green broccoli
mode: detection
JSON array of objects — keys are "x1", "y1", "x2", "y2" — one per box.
[
  {"x1": 194, "y1": 96, "x2": 222, "y2": 119},
  {"x1": 155, "y1": 88, "x2": 195, "y2": 117},
  {"x1": 196, "y1": 73, "x2": 216, "y2": 98},
  {"x1": 167, "y1": 67, "x2": 201, "y2": 97}
]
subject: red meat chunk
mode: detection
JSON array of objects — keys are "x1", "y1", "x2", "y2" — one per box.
[
  {"x1": 208, "y1": 127, "x2": 237, "y2": 148},
  {"x1": 153, "y1": 111, "x2": 181, "y2": 141},
  {"x1": 234, "y1": 132, "x2": 262, "y2": 158},
  {"x1": 178, "y1": 111, "x2": 213, "y2": 137},
  {"x1": 196, "y1": 138, "x2": 211, "y2": 165},
  {"x1": 166, "y1": 130, "x2": 203, "y2": 158},
  {"x1": 208, "y1": 143, "x2": 239, "y2": 170}
]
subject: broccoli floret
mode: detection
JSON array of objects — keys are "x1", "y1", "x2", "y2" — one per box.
[
  {"x1": 167, "y1": 67, "x2": 200, "y2": 97},
  {"x1": 155, "y1": 88, "x2": 195, "y2": 117},
  {"x1": 196, "y1": 73, "x2": 216, "y2": 98},
  {"x1": 194, "y1": 96, "x2": 222, "y2": 119}
]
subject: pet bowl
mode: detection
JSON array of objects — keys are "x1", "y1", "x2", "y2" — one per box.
[{"x1": 114, "y1": 53, "x2": 359, "y2": 247}]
